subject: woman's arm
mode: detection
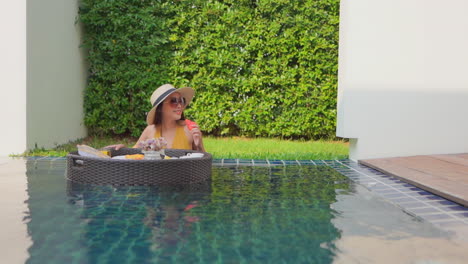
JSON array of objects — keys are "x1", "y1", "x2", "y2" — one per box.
[
  {"x1": 103, "y1": 125, "x2": 155, "y2": 150},
  {"x1": 193, "y1": 135, "x2": 205, "y2": 152}
]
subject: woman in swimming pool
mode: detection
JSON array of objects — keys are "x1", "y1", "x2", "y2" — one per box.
[{"x1": 109, "y1": 84, "x2": 205, "y2": 151}]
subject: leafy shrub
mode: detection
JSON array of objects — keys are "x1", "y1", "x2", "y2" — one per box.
[{"x1": 80, "y1": 0, "x2": 340, "y2": 139}]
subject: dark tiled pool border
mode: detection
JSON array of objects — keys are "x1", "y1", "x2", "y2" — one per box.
[{"x1": 27, "y1": 157, "x2": 468, "y2": 229}]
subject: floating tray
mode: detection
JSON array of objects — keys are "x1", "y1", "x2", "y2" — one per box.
[{"x1": 66, "y1": 148, "x2": 212, "y2": 185}]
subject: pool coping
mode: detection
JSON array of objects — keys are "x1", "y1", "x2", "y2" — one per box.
[
  {"x1": 360, "y1": 154, "x2": 468, "y2": 207},
  {"x1": 18, "y1": 157, "x2": 468, "y2": 229}
]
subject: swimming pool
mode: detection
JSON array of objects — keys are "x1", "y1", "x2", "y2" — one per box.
[{"x1": 2, "y1": 158, "x2": 468, "y2": 263}]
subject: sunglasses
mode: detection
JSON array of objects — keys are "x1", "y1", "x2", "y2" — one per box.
[{"x1": 166, "y1": 97, "x2": 186, "y2": 108}]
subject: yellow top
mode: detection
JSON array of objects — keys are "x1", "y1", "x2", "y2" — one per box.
[{"x1": 155, "y1": 124, "x2": 191, "y2": 150}]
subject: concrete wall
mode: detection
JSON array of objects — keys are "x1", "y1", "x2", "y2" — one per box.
[
  {"x1": 337, "y1": 0, "x2": 468, "y2": 160},
  {"x1": 0, "y1": 1, "x2": 27, "y2": 155},
  {"x1": 27, "y1": 0, "x2": 88, "y2": 150},
  {"x1": 0, "y1": 0, "x2": 87, "y2": 156}
]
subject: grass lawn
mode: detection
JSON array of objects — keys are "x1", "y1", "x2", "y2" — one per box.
[
  {"x1": 204, "y1": 137, "x2": 348, "y2": 160},
  {"x1": 17, "y1": 136, "x2": 348, "y2": 160}
]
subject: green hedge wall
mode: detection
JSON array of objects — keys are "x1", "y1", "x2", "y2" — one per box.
[{"x1": 80, "y1": 0, "x2": 340, "y2": 139}]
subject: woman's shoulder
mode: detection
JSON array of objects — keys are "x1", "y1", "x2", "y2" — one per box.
[
  {"x1": 142, "y1": 124, "x2": 157, "y2": 135},
  {"x1": 143, "y1": 124, "x2": 157, "y2": 130}
]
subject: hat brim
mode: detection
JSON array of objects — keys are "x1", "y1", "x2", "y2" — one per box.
[{"x1": 146, "y1": 87, "x2": 195, "y2": 125}]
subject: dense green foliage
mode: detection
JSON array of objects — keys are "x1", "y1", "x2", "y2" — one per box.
[{"x1": 80, "y1": 0, "x2": 340, "y2": 139}]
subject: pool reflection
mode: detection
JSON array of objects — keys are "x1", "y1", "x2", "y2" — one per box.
[
  {"x1": 25, "y1": 160, "x2": 350, "y2": 263},
  {"x1": 67, "y1": 180, "x2": 212, "y2": 263}
]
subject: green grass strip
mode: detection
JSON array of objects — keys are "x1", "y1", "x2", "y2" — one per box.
[{"x1": 204, "y1": 137, "x2": 348, "y2": 160}]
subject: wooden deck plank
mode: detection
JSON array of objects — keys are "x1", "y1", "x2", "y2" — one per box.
[
  {"x1": 430, "y1": 154, "x2": 468, "y2": 167},
  {"x1": 360, "y1": 154, "x2": 468, "y2": 207},
  {"x1": 452, "y1": 153, "x2": 468, "y2": 159}
]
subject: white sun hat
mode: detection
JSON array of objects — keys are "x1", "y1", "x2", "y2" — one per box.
[{"x1": 146, "y1": 84, "x2": 195, "y2": 125}]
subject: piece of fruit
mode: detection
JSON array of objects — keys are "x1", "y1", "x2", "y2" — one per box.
[{"x1": 185, "y1": 119, "x2": 197, "y2": 130}]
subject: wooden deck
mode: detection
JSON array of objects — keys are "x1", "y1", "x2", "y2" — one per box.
[{"x1": 359, "y1": 153, "x2": 468, "y2": 207}]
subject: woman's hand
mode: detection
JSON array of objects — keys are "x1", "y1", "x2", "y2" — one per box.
[
  {"x1": 103, "y1": 144, "x2": 126, "y2": 150},
  {"x1": 190, "y1": 124, "x2": 203, "y2": 149},
  {"x1": 186, "y1": 119, "x2": 205, "y2": 151}
]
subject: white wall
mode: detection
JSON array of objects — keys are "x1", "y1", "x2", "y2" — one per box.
[
  {"x1": 337, "y1": 0, "x2": 468, "y2": 160},
  {"x1": 26, "y1": 0, "x2": 88, "y2": 150},
  {"x1": 0, "y1": 1, "x2": 27, "y2": 155}
]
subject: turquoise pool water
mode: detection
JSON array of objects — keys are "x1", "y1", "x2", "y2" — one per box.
[{"x1": 7, "y1": 159, "x2": 468, "y2": 263}]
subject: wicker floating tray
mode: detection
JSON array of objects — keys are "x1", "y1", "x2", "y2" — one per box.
[{"x1": 66, "y1": 148, "x2": 212, "y2": 185}]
